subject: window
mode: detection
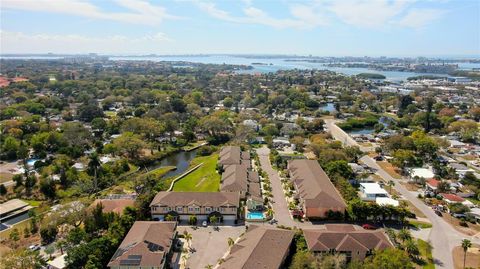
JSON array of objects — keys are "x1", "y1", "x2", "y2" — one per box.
[
  {"x1": 220, "y1": 207, "x2": 225, "y2": 212},
  {"x1": 189, "y1": 207, "x2": 194, "y2": 212},
  {"x1": 205, "y1": 207, "x2": 211, "y2": 212},
  {"x1": 176, "y1": 206, "x2": 183, "y2": 212},
  {"x1": 195, "y1": 207, "x2": 200, "y2": 212}
]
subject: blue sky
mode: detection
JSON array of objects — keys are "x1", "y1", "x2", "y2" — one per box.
[{"x1": 1, "y1": 0, "x2": 479, "y2": 56}]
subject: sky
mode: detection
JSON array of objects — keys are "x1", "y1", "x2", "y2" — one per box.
[{"x1": 1, "y1": 0, "x2": 479, "y2": 57}]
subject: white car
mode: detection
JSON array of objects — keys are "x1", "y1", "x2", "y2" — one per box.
[
  {"x1": 28, "y1": 244, "x2": 40, "y2": 251},
  {"x1": 202, "y1": 221, "x2": 208, "y2": 227}
]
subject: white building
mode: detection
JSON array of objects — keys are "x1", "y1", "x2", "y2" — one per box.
[{"x1": 359, "y1": 183, "x2": 388, "y2": 201}]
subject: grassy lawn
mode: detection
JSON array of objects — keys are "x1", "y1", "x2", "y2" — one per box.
[
  {"x1": 173, "y1": 154, "x2": 220, "y2": 192},
  {"x1": 403, "y1": 200, "x2": 427, "y2": 218},
  {"x1": 417, "y1": 239, "x2": 435, "y2": 269},
  {"x1": 0, "y1": 172, "x2": 13, "y2": 183},
  {"x1": 377, "y1": 161, "x2": 403, "y2": 179},
  {"x1": 408, "y1": 219, "x2": 433, "y2": 229},
  {"x1": 21, "y1": 199, "x2": 42, "y2": 207}
]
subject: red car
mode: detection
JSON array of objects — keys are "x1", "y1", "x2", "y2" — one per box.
[{"x1": 362, "y1": 224, "x2": 378, "y2": 230}]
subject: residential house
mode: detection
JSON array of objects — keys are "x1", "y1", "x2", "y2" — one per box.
[
  {"x1": 288, "y1": 160, "x2": 347, "y2": 219},
  {"x1": 303, "y1": 224, "x2": 393, "y2": 262},
  {"x1": 218, "y1": 146, "x2": 250, "y2": 167},
  {"x1": 359, "y1": 183, "x2": 388, "y2": 202},
  {"x1": 219, "y1": 225, "x2": 294, "y2": 269},
  {"x1": 150, "y1": 192, "x2": 240, "y2": 224},
  {"x1": 108, "y1": 221, "x2": 177, "y2": 269},
  {"x1": 91, "y1": 198, "x2": 135, "y2": 215}
]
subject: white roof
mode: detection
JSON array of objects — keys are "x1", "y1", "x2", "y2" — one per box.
[
  {"x1": 449, "y1": 140, "x2": 466, "y2": 147},
  {"x1": 376, "y1": 197, "x2": 399, "y2": 207},
  {"x1": 411, "y1": 168, "x2": 435, "y2": 179},
  {"x1": 47, "y1": 254, "x2": 67, "y2": 269},
  {"x1": 360, "y1": 183, "x2": 388, "y2": 195}
]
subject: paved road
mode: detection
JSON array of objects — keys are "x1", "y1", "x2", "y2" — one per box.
[
  {"x1": 326, "y1": 118, "x2": 480, "y2": 268},
  {"x1": 256, "y1": 146, "x2": 299, "y2": 228}
]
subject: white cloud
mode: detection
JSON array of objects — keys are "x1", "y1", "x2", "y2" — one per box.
[
  {"x1": 195, "y1": 0, "x2": 446, "y2": 30},
  {"x1": 397, "y1": 8, "x2": 445, "y2": 28},
  {"x1": 194, "y1": 1, "x2": 328, "y2": 29},
  {"x1": 1, "y1": 0, "x2": 180, "y2": 25},
  {"x1": 0, "y1": 30, "x2": 173, "y2": 54}
]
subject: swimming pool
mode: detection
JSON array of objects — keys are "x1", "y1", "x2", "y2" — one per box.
[{"x1": 246, "y1": 211, "x2": 264, "y2": 220}]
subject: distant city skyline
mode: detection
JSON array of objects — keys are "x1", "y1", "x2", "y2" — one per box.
[{"x1": 1, "y1": 0, "x2": 479, "y2": 56}]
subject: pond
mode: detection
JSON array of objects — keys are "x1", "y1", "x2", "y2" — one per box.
[
  {"x1": 147, "y1": 149, "x2": 198, "y2": 179},
  {"x1": 319, "y1": 103, "x2": 335, "y2": 112},
  {"x1": 348, "y1": 128, "x2": 375, "y2": 135}
]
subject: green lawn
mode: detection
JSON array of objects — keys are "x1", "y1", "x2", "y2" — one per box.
[
  {"x1": 408, "y1": 220, "x2": 433, "y2": 229},
  {"x1": 417, "y1": 239, "x2": 435, "y2": 269},
  {"x1": 173, "y1": 154, "x2": 220, "y2": 192}
]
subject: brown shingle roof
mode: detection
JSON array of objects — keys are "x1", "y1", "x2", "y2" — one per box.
[
  {"x1": 221, "y1": 165, "x2": 248, "y2": 193},
  {"x1": 303, "y1": 225, "x2": 392, "y2": 254},
  {"x1": 150, "y1": 192, "x2": 240, "y2": 208},
  {"x1": 219, "y1": 225, "x2": 294, "y2": 269},
  {"x1": 91, "y1": 199, "x2": 135, "y2": 215},
  {"x1": 219, "y1": 146, "x2": 242, "y2": 165},
  {"x1": 108, "y1": 221, "x2": 176, "y2": 268},
  {"x1": 288, "y1": 160, "x2": 346, "y2": 209}
]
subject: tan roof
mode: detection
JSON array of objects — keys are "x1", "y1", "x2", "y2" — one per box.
[
  {"x1": 91, "y1": 199, "x2": 135, "y2": 215},
  {"x1": 303, "y1": 225, "x2": 393, "y2": 253},
  {"x1": 150, "y1": 192, "x2": 240, "y2": 208},
  {"x1": 108, "y1": 221, "x2": 177, "y2": 268},
  {"x1": 219, "y1": 146, "x2": 251, "y2": 166},
  {"x1": 219, "y1": 225, "x2": 294, "y2": 269},
  {"x1": 219, "y1": 146, "x2": 242, "y2": 165},
  {"x1": 288, "y1": 160, "x2": 346, "y2": 209},
  {"x1": 0, "y1": 199, "x2": 29, "y2": 216},
  {"x1": 221, "y1": 165, "x2": 248, "y2": 193},
  {"x1": 248, "y1": 171, "x2": 260, "y2": 183}
]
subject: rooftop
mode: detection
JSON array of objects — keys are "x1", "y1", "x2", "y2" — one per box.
[{"x1": 108, "y1": 221, "x2": 177, "y2": 268}]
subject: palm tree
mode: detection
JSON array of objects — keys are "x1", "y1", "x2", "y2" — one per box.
[
  {"x1": 183, "y1": 230, "x2": 193, "y2": 249},
  {"x1": 404, "y1": 239, "x2": 419, "y2": 258},
  {"x1": 461, "y1": 239, "x2": 472, "y2": 269},
  {"x1": 210, "y1": 215, "x2": 218, "y2": 227},
  {"x1": 387, "y1": 180, "x2": 395, "y2": 194},
  {"x1": 266, "y1": 208, "x2": 274, "y2": 218},
  {"x1": 227, "y1": 237, "x2": 235, "y2": 248},
  {"x1": 398, "y1": 228, "x2": 412, "y2": 242},
  {"x1": 205, "y1": 265, "x2": 213, "y2": 269},
  {"x1": 88, "y1": 153, "x2": 101, "y2": 192}
]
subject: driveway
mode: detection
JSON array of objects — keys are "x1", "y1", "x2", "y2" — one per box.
[
  {"x1": 179, "y1": 226, "x2": 245, "y2": 269},
  {"x1": 326, "y1": 119, "x2": 480, "y2": 268}
]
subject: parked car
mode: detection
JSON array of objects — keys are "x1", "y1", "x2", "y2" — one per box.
[
  {"x1": 362, "y1": 224, "x2": 378, "y2": 230},
  {"x1": 28, "y1": 244, "x2": 40, "y2": 251},
  {"x1": 451, "y1": 213, "x2": 466, "y2": 218},
  {"x1": 202, "y1": 221, "x2": 208, "y2": 227},
  {"x1": 435, "y1": 210, "x2": 443, "y2": 216}
]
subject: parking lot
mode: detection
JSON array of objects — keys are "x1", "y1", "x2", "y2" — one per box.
[{"x1": 178, "y1": 225, "x2": 245, "y2": 269}]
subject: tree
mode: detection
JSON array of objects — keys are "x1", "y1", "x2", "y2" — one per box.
[
  {"x1": 188, "y1": 215, "x2": 197, "y2": 226},
  {"x1": 209, "y1": 215, "x2": 218, "y2": 226},
  {"x1": 324, "y1": 160, "x2": 354, "y2": 180},
  {"x1": 404, "y1": 239, "x2": 419, "y2": 258},
  {"x1": 223, "y1": 97, "x2": 234, "y2": 108},
  {"x1": 88, "y1": 153, "x2": 101, "y2": 192},
  {"x1": 0, "y1": 184, "x2": 7, "y2": 196},
  {"x1": 387, "y1": 180, "x2": 395, "y2": 194},
  {"x1": 9, "y1": 228, "x2": 20, "y2": 244},
  {"x1": 461, "y1": 239, "x2": 472, "y2": 269},
  {"x1": 45, "y1": 245, "x2": 55, "y2": 260},
  {"x1": 362, "y1": 248, "x2": 414, "y2": 269},
  {"x1": 113, "y1": 132, "x2": 146, "y2": 159},
  {"x1": 39, "y1": 177, "x2": 56, "y2": 200},
  {"x1": 0, "y1": 248, "x2": 46, "y2": 269},
  {"x1": 289, "y1": 250, "x2": 320, "y2": 269},
  {"x1": 227, "y1": 237, "x2": 235, "y2": 248},
  {"x1": 40, "y1": 225, "x2": 58, "y2": 244},
  {"x1": 183, "y1": 230, "x2": 193, "y2": 249},
  {"x1": 78, "y1": 103, "x2": 104, "y2": 122},
  {"x1": 398, "y1": 228, "x2": 412, "y2": 242}
]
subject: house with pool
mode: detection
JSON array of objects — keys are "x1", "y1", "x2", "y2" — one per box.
[{"x1": 150, "y1": 192, "x2": 240, "y2": 225}]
